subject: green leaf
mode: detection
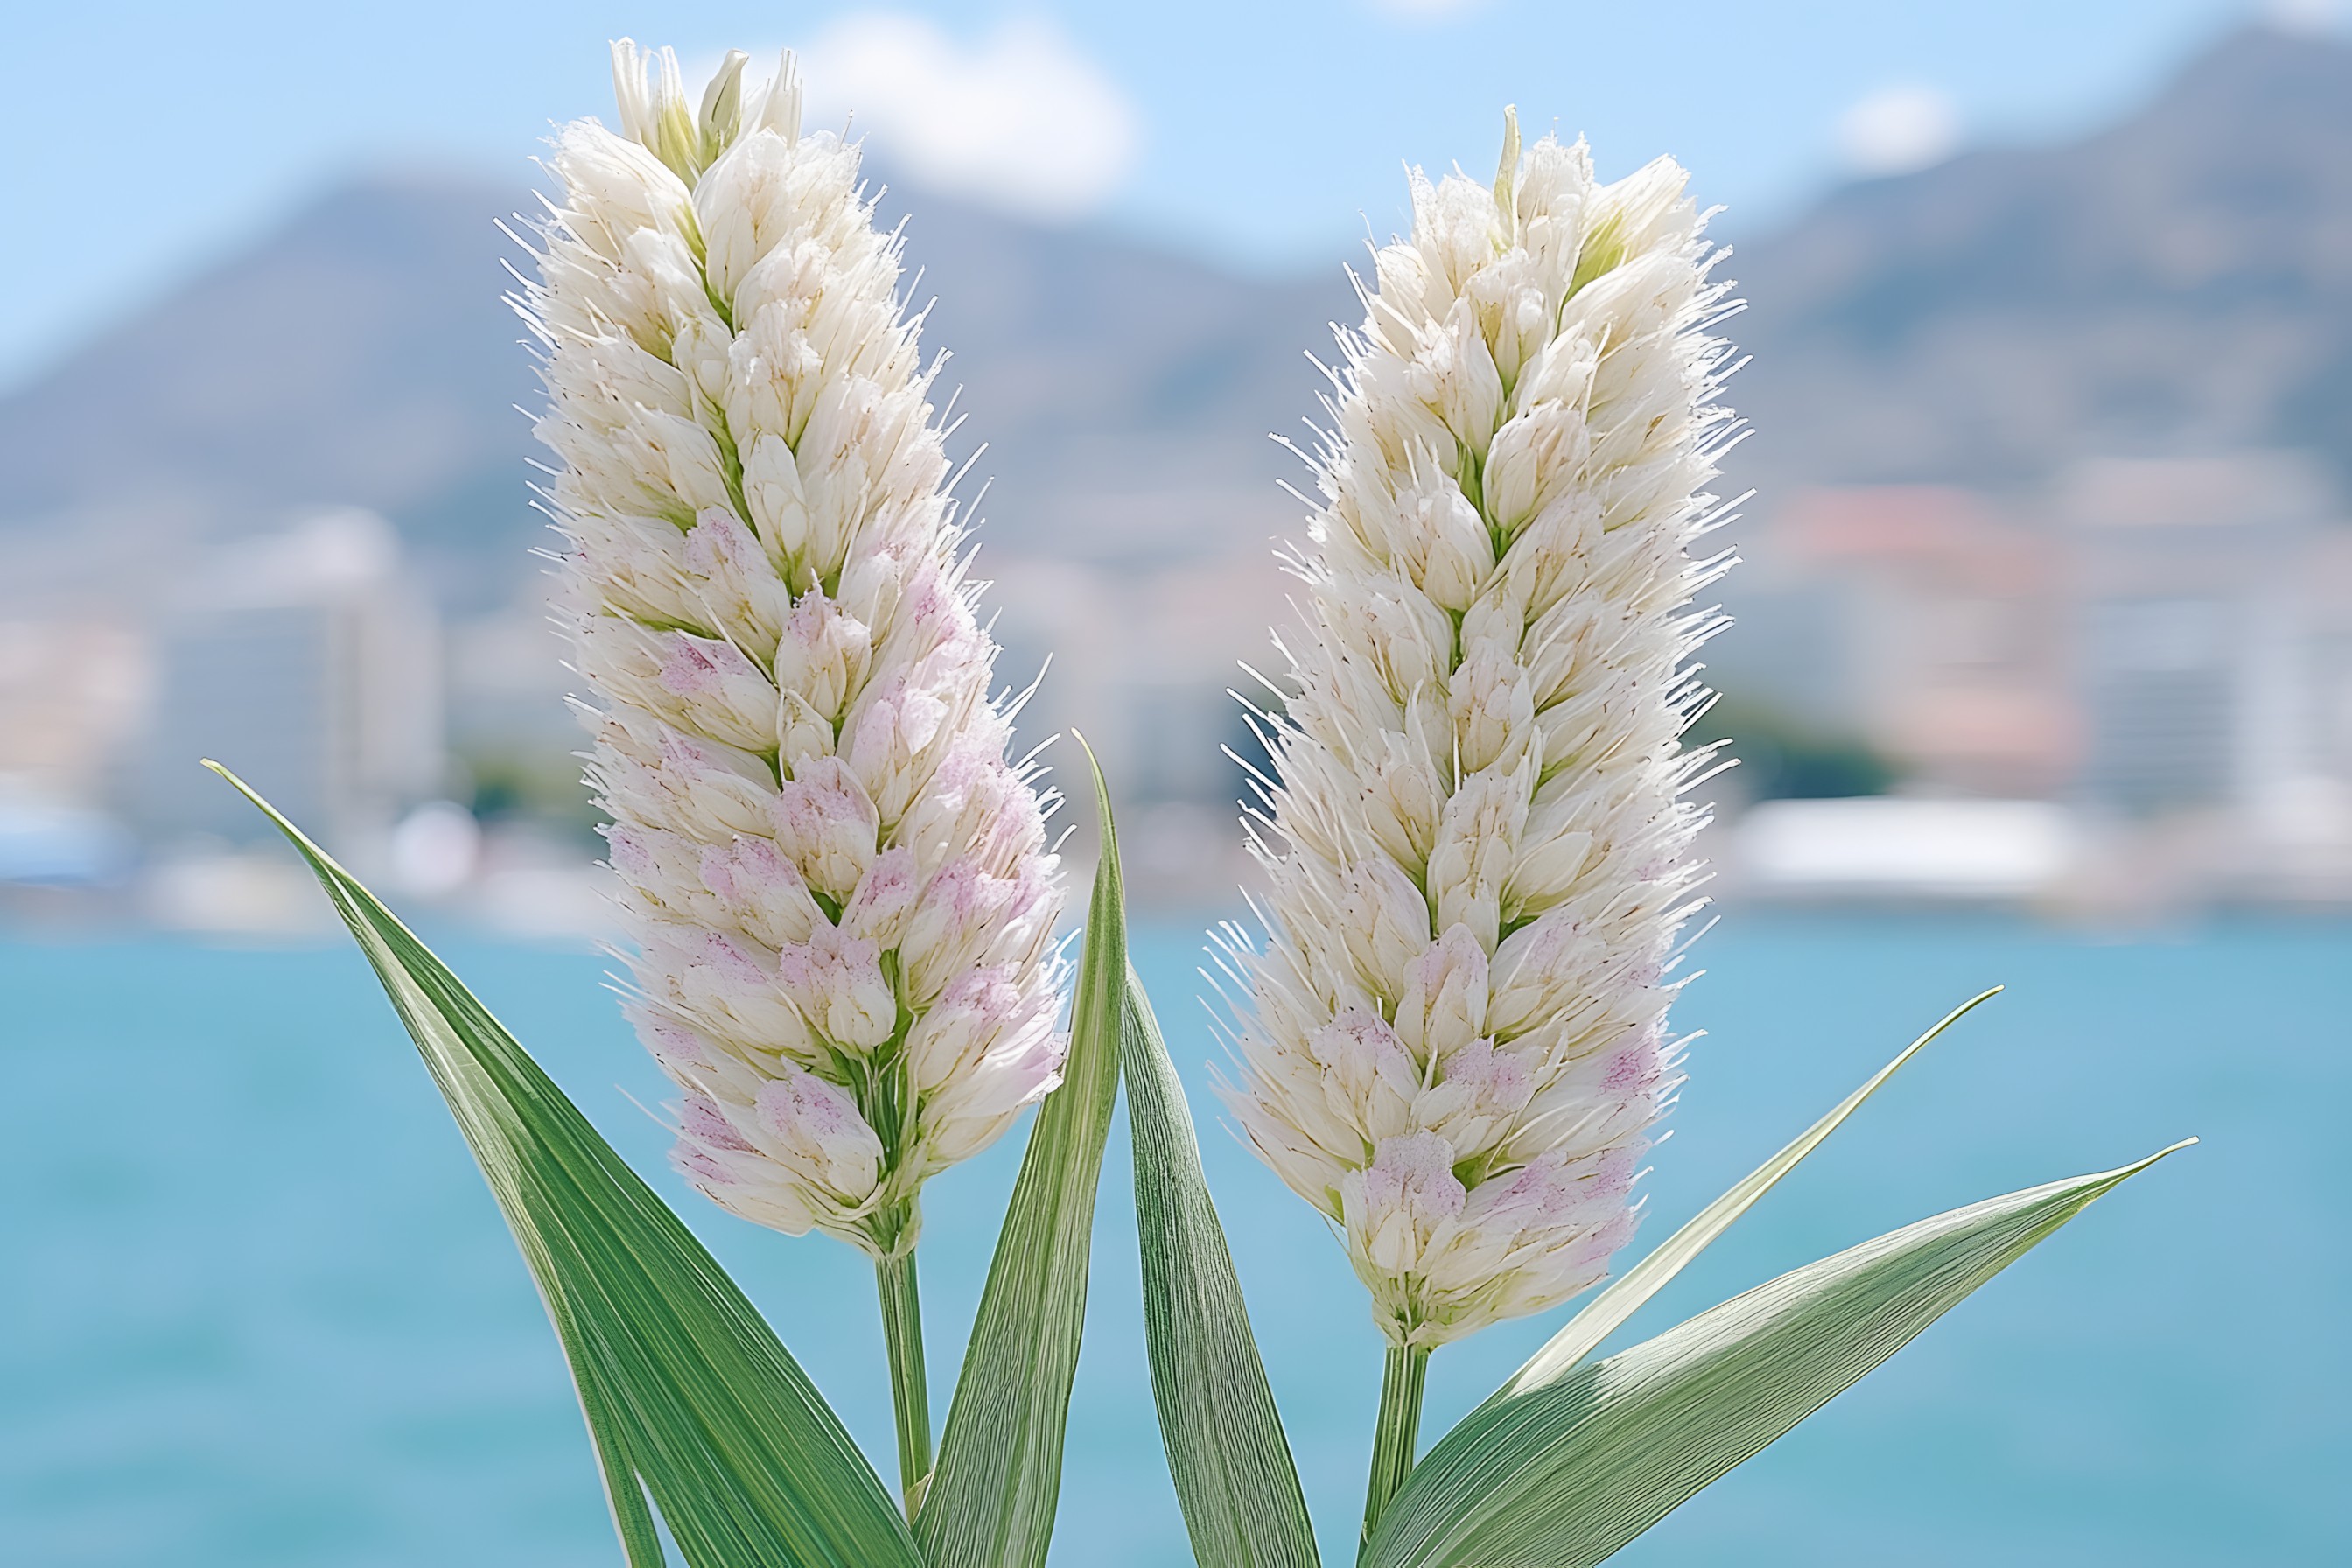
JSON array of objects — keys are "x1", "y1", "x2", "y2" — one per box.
[
  {"x1": 1364, "y1": 1139, "x2": 2194, "y2": 1568},
  {"x1": 206, "y1": 761, "x2": 920, "y2": 1568},
  {"x1": 1123, "y1": 961, "x2": 1320, "y2": 1568},
  {"x1": 1492, "y1": 988, "x2": 2003, "y2": 1405},
  {"x1": 916, "y1": 740, "x2": 1127, "y2": 1568}
]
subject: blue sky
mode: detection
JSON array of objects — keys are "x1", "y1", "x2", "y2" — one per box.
[{"x1": 1, "y1": 0, "x2": 2334, "y2": 388}]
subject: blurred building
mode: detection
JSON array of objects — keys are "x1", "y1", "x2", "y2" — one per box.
[
  {"x1": 1736, "y1": 796, "x2": 2082, "y2": 901},
  {"x1": 134, "y1": 510, "x2": 444, "y2": 854},
  {"x1": 989, "y1": 543, "x2": 1292, "y2": 900},
  {"x1": 1732, "y1": 486, "x2": 2076, "y2": 798},
  {"x1": 0, "y1": 620, "x2": 145, "y2": 886},
  {"x1": 0, "y1": 618, "x2": 149, "y2": 802},
  {"x1": 2314, "y1": 533, "x2": 2352, "y2": 793},
  {"x1": 2056, "y1": 453, "x2": 2352, "y2": 901},
  {"x1": 1724, "y1": 457, "x2": 2352, "y2": 905},
  {"x1": 2061, "y1": 454, "x2": 2348, "y2": 815}
]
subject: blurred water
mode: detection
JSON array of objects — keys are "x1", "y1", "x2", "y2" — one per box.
[{"x1": 0, "y1": 915, "x2": 2343, "y2": 1565}]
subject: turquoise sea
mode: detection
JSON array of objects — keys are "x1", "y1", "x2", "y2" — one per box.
[{"x1": 2, "y1": 915, "x2": 2344, "y2": 1565}]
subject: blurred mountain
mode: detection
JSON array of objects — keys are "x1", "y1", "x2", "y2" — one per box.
[
  {"x1": 0, "y1": 172, "x2": 541, "y2": 611},
  {"x1": 866, "y1": 192, "x2": 1350, "y2": 570},
  {"x1": 1730, "y1": 23, "x2": 2352, "y2": 498},
  {"x1": 0, "y1": 163, "x2": 1347, "y2": 615},
  {"x1": 1, "y1": 21, "x2": 2347, "y2": 615}
]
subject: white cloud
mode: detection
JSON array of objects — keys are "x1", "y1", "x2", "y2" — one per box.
[
  {"x1": 794, "y1": 13, "x2": 1140, "y2": 221},
  {"x1": 1836, "y1": 84, "x2": 1960, "y2": 177}
]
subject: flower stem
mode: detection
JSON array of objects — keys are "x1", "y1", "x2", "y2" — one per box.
[
  {"x1": 1362, "y1": 1341, "x2": 1430, "y2": 1549},
  {"x1": 874, "y1": 1248, "x2": 931, "y2": 1519}
]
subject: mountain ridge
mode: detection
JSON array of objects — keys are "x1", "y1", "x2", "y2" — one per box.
[{"x1": 1730, "y1": 24, "x2": 2352, "y2": 500}]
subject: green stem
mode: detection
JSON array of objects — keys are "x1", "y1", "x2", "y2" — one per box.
[
  {"x1": 1362, "y1": 1341, "x2": 1431, "y2": 1550},
  {"x1": 874, "y1": 1248, "x2": 932, "y2": 1519}
]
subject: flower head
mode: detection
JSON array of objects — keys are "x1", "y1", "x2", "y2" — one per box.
[
  {"x1": 1222, "y1": 113, "x2": 1735, "y2": 1348},
  {"x1": 526, "y1": 42, "x2": 1066, "y2": 1258}
]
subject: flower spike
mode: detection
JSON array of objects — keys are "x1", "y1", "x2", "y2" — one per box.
[
  {"x1": 525, "y1": 41, "x2": 1068, "y2": 1264},
  {"x1": 1226, "y1": 118, "x2": 1740, "y2": 1352}
]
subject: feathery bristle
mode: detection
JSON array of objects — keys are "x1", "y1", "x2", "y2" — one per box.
[
  {"x1": 526, "y1": 41, "x2": 1067, "y2": 1260},
  {"x1": 1224, "y1": 123, "x2": 1737, "y2": 1348}
]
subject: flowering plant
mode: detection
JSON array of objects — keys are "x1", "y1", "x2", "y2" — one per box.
[{"x1": 208, "y1": 42, "x2": 2183, "y2": 1568}]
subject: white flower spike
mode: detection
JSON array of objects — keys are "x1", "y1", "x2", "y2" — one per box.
[
  {"x1": 1224, "y1": 109, "x2": 1738, "y2": 1354},
  {"x1": 524, "y1": 43, "x2": 1067, "y2": 1265}
]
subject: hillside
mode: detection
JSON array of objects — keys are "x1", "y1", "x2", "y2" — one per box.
[
  {"x1": 0, "y1": 164, "x2": 1348, "y2": 614},
  {"x1": 1730, "y1": 24, "x2": 2352, "y2": 498}
]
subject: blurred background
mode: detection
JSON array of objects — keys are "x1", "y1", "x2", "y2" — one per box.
[{"x1": 2, "y1": 2, "x2": 2346, "y2": 1564}]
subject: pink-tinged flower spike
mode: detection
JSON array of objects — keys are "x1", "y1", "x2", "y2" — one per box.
[
  {"x1": 1222, "y1": 108, "x2": 1736, "y2": 1366},
  {"x1": 522, "y1": 42, "x2": 1068, "y2": 1270}
]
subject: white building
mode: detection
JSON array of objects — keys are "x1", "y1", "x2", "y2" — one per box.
[
  {"x1": 136, "y1": 510, "x2": 443, "y2": 854},
  {"x1": 1727, "y1": 486, "x2": 2076, "y2": 799},
  {"x1": 2062, "y1": 454, "x2": 2347, "y2": 819}
]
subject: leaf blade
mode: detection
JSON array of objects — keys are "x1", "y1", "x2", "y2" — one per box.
[
  {"x1": 916, "y1": 742, "x2": 1127, "y2": 1568},
  {"x1": 1366, "y1": 1139, "x2": 2193, "y2": 1568},
  {"x1": 207, "y1": 761, "x2": 919, "y2": 1568},
  {"x1": 1123, "y1": 960, "x2": 1320, "y2": 1568},
  {"x1": 1494, "y1": 987, "x2": 2003, "y2": 1404}
]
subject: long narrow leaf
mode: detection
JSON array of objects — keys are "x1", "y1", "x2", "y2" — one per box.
[
  {"x1": 1365, "y1": 1139, "x2": 2193, "y2": 1568},
  {"x1": 563, "y1": 1293, "x2": 668, "y2": 1564},
  {"x1": 1494, "y1": 987, "x2": 2002, "y2": 1404},
  {"x1": 916, "y1": 743, "x2": 1127, "y2": 1568},
  {"x1": 1124, "y1": 961, "x2": 1320, "y2": 1568},
  {"x1": 208, "y1": 762, "x2": 920, "y2": 1568}
]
